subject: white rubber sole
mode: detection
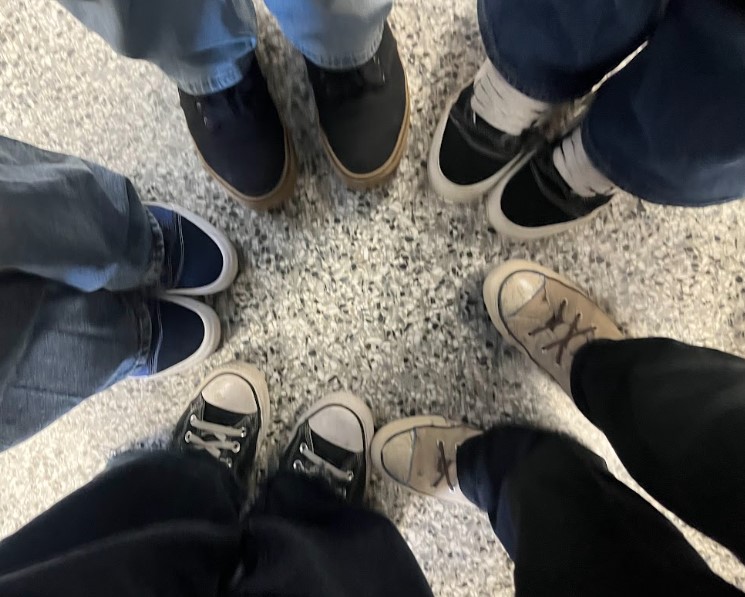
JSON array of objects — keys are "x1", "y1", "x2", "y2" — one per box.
[
  {"x1": 427, "y1": 82, "x2": 527, "y2": 204},
  {"x1": 482, "y1": 259, "x2": 584, "y2": 354},
  {"x1": 371, "y1": 415, "x2": 477, "y2": 506},
  {"x1": 143, "y1": 295, "x2": 221, "y2": 381},
  {"x1": 193, "y1": 361, "x2": 271, "y2": 454},
  {"x1": 485, "y1": 153, "x2": 610, "y2": 241},
  {"x1": 146, "y1": 201, "x2": 239, "y2": 296},
  {"x1": 290, "y1": 391, "x2": 375, "y2": 492}
]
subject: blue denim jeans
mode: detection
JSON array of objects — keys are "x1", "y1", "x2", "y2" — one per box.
[
  {"x1": 58, "y1": 0, "x2": 393, "y2": 96},
  {"x1": 0, "y1": 136, "x2": 159, "y2": 451},
  {"x1": 478, "y1": 0, "x2": 745, "y2": 206}
]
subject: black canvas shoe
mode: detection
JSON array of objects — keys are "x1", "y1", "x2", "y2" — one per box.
[
  {"x1": 172, "y1": 362, "x2": 270, "y2": 482},
  {"x1": 179, "y1": 53, "x2": 297, "y2": 211},
  {"x1": 428, "y1": 60, "x2": 547, "y2": 203},
  {"x1": 305, "y1": 22, "x2": 409, "y2": 190},
  {"x1": 487, "y1": 138, "x2": 613, "y2": 240},
  {"x1": 280, "y1": 392, "x2": 374, "y2": 504}
]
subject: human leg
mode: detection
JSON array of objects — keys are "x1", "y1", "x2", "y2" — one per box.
[
  {"x1": 484, "y1": 258, "x2": 745, "y2": 560},
  {"x1": 486, "y1": 0, "x2": 745, "y2": 238},
  {"x1": 266, "y1": 0, "x2": 408, "y2": 189},
  {"x1": 372, "y1": 419, "x2": 740, "y2": 596},
  {"x1": 0, "y1": 362, "x2": 269, "y2": 594},
  {"x1": 0, "y1": 136, "x2": 238, "y2": 295},
  {"x1": 572, "y1": 338, "x2": 745, "y2": 561},
  {"x1": 236, "y1": 390, "x2": 433, "y2": 597},
  {"x1": 0, "y1": 275, "x2": 220, "y2": 451},
  {"x1": 429, "y1": 0, "x2": 662, "y2": 203},
  {"x1": 57, "y1": 0, "x2": 295, "y2": 209}
]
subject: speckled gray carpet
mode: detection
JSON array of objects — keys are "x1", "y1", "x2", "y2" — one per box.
[{"x1": 2, "y1": 1, "x2": 745, "y2": 594}]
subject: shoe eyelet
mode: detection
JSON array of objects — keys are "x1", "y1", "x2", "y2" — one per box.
[
  {"x1": 189, "y1": 414, "x2": 197, "y2": 424},
  {"x1": 195, "y1": 100, "x2": 202, "y2": 113},
  {"x1": 184, "y1": 431, "x2": 192, "y2": 443},
  {"x1": 293, "y1": 459, "x2": 304, "y2": 472},
  {"x1": 299, "y1": 442, "x2": 309, "y2": 455},
  {"x1": 232, "y1": 442, "x2": 241, "y2": 453},
  {"x1": 346, "y1": 471, "x2": 354, "y2": 482},
  {"x1": 240, "y1": 427, "x2": 247, "y2": 438}
]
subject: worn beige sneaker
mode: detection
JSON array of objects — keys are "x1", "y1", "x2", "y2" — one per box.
[
  {"x1": 371, "y1": 416, "x2": 482, "y2": 506},
  {"x1": 483, "y1": 260, "x2": 623, "y2": 397}
]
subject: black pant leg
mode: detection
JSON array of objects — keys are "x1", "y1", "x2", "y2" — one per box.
[
  {"x1": 572, "y1": 338, "x2": 745, "y2": 560},
  {"x1": 238, "y1": 472, "x2": 434, "y2": 597},
  {"x1": 0, "y1": 451, "x2": 243, "y2": 597},
  {"x1": 458, "y1": 428, "x2": 741, "y2": 597}
]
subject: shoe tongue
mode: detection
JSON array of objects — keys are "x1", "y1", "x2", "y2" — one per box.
[
  {"x1": 309, "y1": 430, "x2": 354, "y2": 470},
  {"x1": 202, "y1": 398, "x2": 244, "y2": 428}
]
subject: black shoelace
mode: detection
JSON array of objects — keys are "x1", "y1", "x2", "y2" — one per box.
[{"x1": 528, "y1": 298, "x2": 596, "y2": 365}]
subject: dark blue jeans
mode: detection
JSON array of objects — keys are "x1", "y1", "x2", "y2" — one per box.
[{"x1": 478, "y1": 0, "x2": 745, "y2": 206}]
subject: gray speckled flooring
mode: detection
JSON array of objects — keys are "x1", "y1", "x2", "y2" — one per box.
[{"x1": 2, "y1": 1, "x2": 745, "y2": 594}]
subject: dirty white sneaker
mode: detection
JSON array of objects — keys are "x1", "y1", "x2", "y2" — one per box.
[
  {"x1": 483, "y1": 260, "x2": 623, "y2": 397},
  {"x1": 371, "y1": 415, "x2": 482, "y2": 506}
]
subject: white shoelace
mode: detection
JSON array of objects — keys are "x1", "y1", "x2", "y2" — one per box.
[
  {"x1": 185, "y1": 415, "x2": 244, "y2": 459},
  {"x1": 293, "y1": 442, "x2": 354, "y2": 483},
  {"x1": 552, "y1": 127, "x2": 616, "y2": 198},
  {"x1": 470, "y1": 60, "x2": 551, "y2": 136}
]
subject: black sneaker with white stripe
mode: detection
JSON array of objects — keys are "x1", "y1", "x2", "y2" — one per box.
[
  {"x1": 172, "y1": 362, "x2": 270, "y2": 483},
  {"x1": 280, "y1": 392, "x2": 374, "y2": 504}
]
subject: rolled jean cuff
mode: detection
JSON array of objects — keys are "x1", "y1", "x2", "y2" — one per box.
[
  {"x1": 300, "y1": 24, "x2": 384, "y2": 70},
  {"x1": 173, "y1": 50, "x2": 256, "y2": 95},
  {"x1": 121, "y1": 291, "x2": 153, "y2": 377},
  {"x1": 139, "y1": 208, "x2": 166, "y2": 288},
  {"x1": 477, "y1": 0, "x2": 585, "y2": 103}
]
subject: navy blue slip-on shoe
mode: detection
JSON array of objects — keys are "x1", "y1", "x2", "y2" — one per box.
[
  {"x1": 131, "y1": 295, "x2": 221, "y2": 380},
  {"x1": 146, "y1": 202, "x2": 238, "y2": 296}
]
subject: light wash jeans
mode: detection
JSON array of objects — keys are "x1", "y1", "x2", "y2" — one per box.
[
  {"x1": 58, "y1": 0, "x2": 394, "y2": 95},
  {"x1": 0, "y1": 136, "x2": 161, "y2": 452}
]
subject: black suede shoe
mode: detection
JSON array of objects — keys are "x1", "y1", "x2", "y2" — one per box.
[
  {"x1": 280, "y1": 392, "x2": 374, "y2": 504},
  {"x1": 486, "y1": 142, "x2": 612, "y2": 240},
  {"x1": 428, "y1": 82, "x2": 539, "y2": 203},
  {"x1": 179, "y1": 54, "x2": 296, "y2": 210},
  {"x1": 305, "y1": 22, "x2": 409, "y2": 189},
  {"x1": 172, "y1": 362, "x2": 270, "y2": 483}
]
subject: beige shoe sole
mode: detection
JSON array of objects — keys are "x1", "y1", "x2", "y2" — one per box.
[
  {"x1": 320, "y1": 70, "x2": 411, "y2": 191},
  {"x1": 197, "y1": 129, "x2": 298, "y2": 212}
]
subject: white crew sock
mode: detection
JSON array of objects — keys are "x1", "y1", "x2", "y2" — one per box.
[
  {"x1": 470, "y1": 60, "x2": 553, "y2": 136},
  {"x1": 552, "y1": 127, "x2": 616, "y2": 198}
]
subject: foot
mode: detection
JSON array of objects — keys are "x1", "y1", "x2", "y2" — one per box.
[
  {"x1": 146, "y1": 202, "x2": 238, "y2": 296},
  {"x1": 179, "y1": 53, "x2": 297, "y2": 210},
  {"x1": 280, "y1": 392, "x2": 374, "y2": 504},
  {"x1": 483, "y1": 260, "x2": 623, "y2": 396},
  {"x1": 172, "y1": 362, "x2": 270, "y2": 481},
  {"x1": 131, "y1": 295, "x2": 221, "y2": 380},
  {"x1": 371, "y1": 415, "x2": 481, "y2": 506},
  {"x1": 428, "y1": 60, "x2": 548, "y2": 203},
  {"x1": 486, "y1": 129, "x2": 614, "y2": 240},
  {"x1": 305, "y1": 22, "x2": 409, "y2": 189}
]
